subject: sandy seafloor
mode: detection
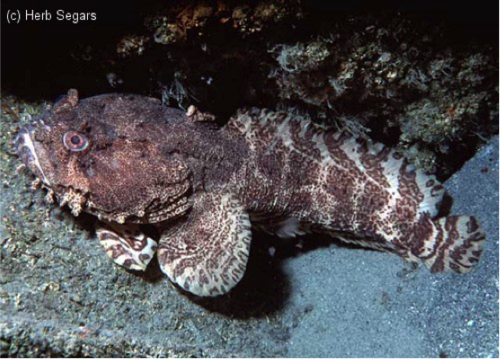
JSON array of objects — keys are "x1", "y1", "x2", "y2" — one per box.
[
  {"x1": 1, "y1": 114, "x2": 498, "y2": 358},
  {"x1": 281, "y1": 136, "x2": 499, "y2": 358}
]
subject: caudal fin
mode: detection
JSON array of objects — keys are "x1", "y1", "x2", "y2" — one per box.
[{"x1": 418, "y1": 216, "x2": 485, "y2": 273}]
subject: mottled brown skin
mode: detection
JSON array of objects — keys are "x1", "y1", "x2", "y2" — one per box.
[
  {"x1": 16, "y1": 90, "x2": 485, "y2": 297},
  {"x1": 20, "y1": 90, "x2": 247, "y2": 224}
]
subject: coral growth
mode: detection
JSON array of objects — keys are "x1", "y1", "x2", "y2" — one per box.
[
  {"x1": 2, "y1": 2, "x2": 497, "y2": 177},
  {"x1": 267, "y1": 17, "x2": 497, "y2": 173}
]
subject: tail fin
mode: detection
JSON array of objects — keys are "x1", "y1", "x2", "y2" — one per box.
[{"x1": 418, "y1": 216, "x2": 485, "y2": 273}]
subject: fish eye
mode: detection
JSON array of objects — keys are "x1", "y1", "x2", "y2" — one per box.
[{"x1": 63, "y1": 131, "x2": 89, "y2": 152}]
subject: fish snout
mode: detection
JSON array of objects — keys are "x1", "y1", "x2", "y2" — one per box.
[
  {"x1": 15, "y1": 124, "x2": 51, "y2": 185},
  {"x1": 15, "y1": 125, "x2": 36, "y2": 166}
]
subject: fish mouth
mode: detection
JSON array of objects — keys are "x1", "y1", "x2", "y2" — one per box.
[{"x1": 15, "y1": 122, "x2": 51, "y2": 186}]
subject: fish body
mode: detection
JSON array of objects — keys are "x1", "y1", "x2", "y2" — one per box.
[{"x1": 15, "y1": 90, "x2": 485, "y2": 296}]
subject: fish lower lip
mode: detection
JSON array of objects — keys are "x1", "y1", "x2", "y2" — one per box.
[
  {"x1": 15, "y1": 127, "x2": 35, "y2": 162},
  {"x1": 15, "y1": 126, "x2": 51, "y2": 186}
]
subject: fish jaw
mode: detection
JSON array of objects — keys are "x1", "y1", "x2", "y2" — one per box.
[{"x1": 15, "y1": 124, "x2": 52, "y2": 186}]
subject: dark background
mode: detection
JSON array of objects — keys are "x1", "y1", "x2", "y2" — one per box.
[{"x1": 2, "y1": 0, "x2": 498, "y2": 101}]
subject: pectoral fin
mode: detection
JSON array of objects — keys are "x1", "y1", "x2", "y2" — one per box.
[{"x1": 158, "y1": 192, "x2": 252, "y2": 297}]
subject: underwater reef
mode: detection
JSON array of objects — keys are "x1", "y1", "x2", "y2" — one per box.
[
  {"x1": 1, "y1": 0, "x2": 498, "y2": 357},
  {"x1": 3, "y1": 0, "x2": 498, "y2": 176}
]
